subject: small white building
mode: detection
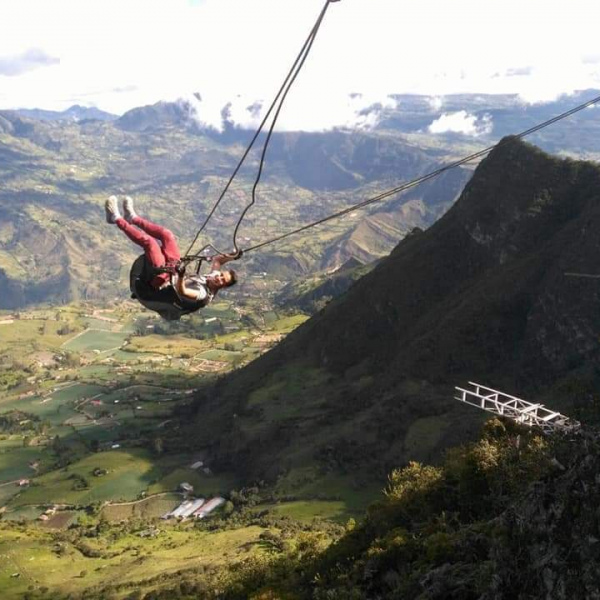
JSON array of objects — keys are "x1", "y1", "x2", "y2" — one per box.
[
  {"x1": 169, "y1": 500, "x2": 194, "y2": 518},
  {"x1": 179, "y1": 498, "x2": 205, "y2": 519},
  {"x1": 194, "y1": 497, "x2": 225, "y2": 519}
]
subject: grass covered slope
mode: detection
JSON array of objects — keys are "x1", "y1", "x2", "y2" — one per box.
[
  {"x1": 213, "y1": 420, "x2": 600, "y2": 600},
  {"x1": 192, "y1": 138, "x2": 600, "y2": 486}
]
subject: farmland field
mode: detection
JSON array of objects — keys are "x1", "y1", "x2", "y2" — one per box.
[
  {"x1": 38, "y1": 510, "x2": 79, "y2": 528},
  {"x1": 81, "y1": 317, "x2": 119, "y2": 331},
  {"x1": 263, "y1": 499, "x2": 348, "y2": 523},
  {"x1": 101, "y1": 492, "x2": 181, "y2": 521},
  {"x1": 0, "y1": 482, "x2": 20, "y2": 505},
  {"x1": 1, "y1": 504, "x2": 41, "y2": 521},
  {"x1": 62, "y1": 329, "x2": 129, "y2": 353},
  {"x1": 197, "y1": 349, "x2": 243, "y2": 362},
  {"x1": 8, "y1": 449, "x2": 158, "y2": 506},
  {"x1": 0, "y1": 447, "x2": 45, "y2": 483},
  {"x1": 125, "y1": 334, "x2": 208, "y2": 356},
  {"x1": 0, "y1": 299, "x2": 335, "y2": 599},
  {"x1": 0, "y1": 383, "x2": 107, "y2": 430}
]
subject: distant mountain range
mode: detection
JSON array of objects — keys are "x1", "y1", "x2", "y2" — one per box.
[
  {"x1": 110, "y1": 89, "x2": 600, "y2": 157},
  {"x1": 0, "y1": 102, "x2": 471, "y2": 309},
  {"x1": 190, "y1": 137, "x2": 600, "y2": 486},
  {"x1": 1, "y1": 90, "x2": 599, "y2": 309},
  {"x1": 15, "y1": 104, "x2": 117, "y2": 123}
]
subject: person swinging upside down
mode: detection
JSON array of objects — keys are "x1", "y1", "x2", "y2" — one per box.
[{"x1": 105, "y1": 195, "x2": 241, "y2": 320}]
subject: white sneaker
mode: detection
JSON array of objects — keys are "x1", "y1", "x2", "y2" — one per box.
[
  {"x1": 122, "y1": 196, "x2": 137, "y2": 223},
  {"x1": 105, "y1": 196, "x2": 121, "y2": 224}
]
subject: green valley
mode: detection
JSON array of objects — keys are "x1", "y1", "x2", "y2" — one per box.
[{"x1": 0, "y1": 298, "x2": 364, "y2": 599}]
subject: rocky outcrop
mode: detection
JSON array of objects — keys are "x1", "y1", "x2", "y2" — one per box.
[{"x1": 485, "y1": 431, "x2": 600, "y2": 600}]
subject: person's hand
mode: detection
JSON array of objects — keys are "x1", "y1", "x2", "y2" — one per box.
[
  {"x1": 232, "y1": 249, "x2": 243, "y2": 260},
  {"x1": 176, "y1": 262, "x2": 186, "y2": 276}
]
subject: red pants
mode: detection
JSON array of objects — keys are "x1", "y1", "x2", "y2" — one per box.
[{"x1": 116, "y1": 217, "x2": 180, "y2": 288}]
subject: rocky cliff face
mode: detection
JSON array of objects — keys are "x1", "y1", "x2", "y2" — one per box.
[
  {"x1": 195, "y1": 138, "x2": 600, "y2": 482},
  {"x1": 287, "y1": 137, "x2": 600, "y2": 387}
]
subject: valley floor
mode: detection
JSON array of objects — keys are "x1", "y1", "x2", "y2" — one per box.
[{"x1": 0, "y1": 300, "x2": 377, "y2": 598}]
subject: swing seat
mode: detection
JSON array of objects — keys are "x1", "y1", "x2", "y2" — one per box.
[{"x1": 129, "y1": 255, "x2": 203, "y2": 321}]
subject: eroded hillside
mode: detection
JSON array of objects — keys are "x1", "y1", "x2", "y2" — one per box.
[{"x1": 0, "y1": 106, "x2": 473, "y2": 308}]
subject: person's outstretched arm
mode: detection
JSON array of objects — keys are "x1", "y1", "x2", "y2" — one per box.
[{"x1": 212, "y1": 250, "x2": 242, "y2": 270}]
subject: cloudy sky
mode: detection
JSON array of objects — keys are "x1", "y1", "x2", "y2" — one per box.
[{"x1": 1, "y1": 0, "x2": 599, "y2": 130}]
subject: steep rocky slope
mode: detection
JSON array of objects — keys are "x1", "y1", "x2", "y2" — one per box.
[{"x1": 192, "y1": 138, "x2": 600, "y2": 483}]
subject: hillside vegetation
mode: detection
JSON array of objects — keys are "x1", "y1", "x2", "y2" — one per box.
[
  {"x1": 190, "y1": 138, "x2": 600, "y2": 493},
  {"x1": 0, "y1": 105, "x2": 472, "y2": 309},
  {"x1": 209, "y1": 419, "x2": 600, "y2": 600}
]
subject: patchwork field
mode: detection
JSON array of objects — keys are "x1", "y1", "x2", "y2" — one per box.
[
  {"x1": 62, "y1": 329, "x2": 129, "y2": 353},
  {"x1": 0, "y1": 301, "x2": 354, "y2": 598},
  {"x1": 8, "y1": 449, "x2": 157, "y2": 507}
]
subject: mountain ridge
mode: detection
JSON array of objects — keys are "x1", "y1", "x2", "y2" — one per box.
[
  {"x1": 15, "y1": 104, "x2": 117, "y2": 123},
  {"x1": 190, "y1": 137, "x2": 600, "y2": 485},
  {"x1": 0, "y1": 107, "x2": 473, "y2": 308},
  {"x1": 2, "y1": 90, "x2": 600, "y2": 310}
]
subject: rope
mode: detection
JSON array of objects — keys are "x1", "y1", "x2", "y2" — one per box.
[
  {"x1": 184, "y1": 0, "x2": 337, "y2": 258},
  {"x1": 231, "y1": 3, "x2": 331, "y2": 251},
  {"x1": 242, "y1": 92, "x2": 600, "y2": 254}
]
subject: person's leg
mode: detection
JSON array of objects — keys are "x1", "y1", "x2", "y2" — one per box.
[
  {"x1": 128, "y1": 216, "x2": 181, "y2": 264},
  {"x1": 115, "y1": 218, "x2": 166, "y2": 268},
  {"x1": 107, "y1": 197, "x2": 171, "y2": 290}
]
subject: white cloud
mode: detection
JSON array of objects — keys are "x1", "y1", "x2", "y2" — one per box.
[
  {"x1": 0, "y1": 0, "x2": 599, "y2": 128},
  {"x1": 428, "y1": 111, "x2": 493, "y2": 136},
  {"x1": 0, "y1": 48, "x2": 59, "y2": 77},
  {"x1": 185, "y1": 89, "x2": 397, "y2": 132},
  {"x1": 427, "y1": 96, "x2": 444, "y2": 112}
]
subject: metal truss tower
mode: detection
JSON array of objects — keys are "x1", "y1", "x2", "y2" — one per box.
[{"x1": 455, "y1": 381, "x2": 581, "y2": 434}]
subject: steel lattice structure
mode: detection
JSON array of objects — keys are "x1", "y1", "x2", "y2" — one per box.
[{"x1": 455, "y1": 382, "x2": 581, "y2": 434}]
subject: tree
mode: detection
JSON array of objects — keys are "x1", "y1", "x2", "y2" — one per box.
[
  {"x1": 52, "y1": 435, "x2": 64, "y2": 453},
  {"x1": 151, "y1": 437, "x2": 164, "y2": 456}
]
